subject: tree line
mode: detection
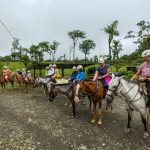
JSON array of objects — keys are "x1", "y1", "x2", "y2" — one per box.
[{"x1": 0, "y1": 20, "x2": 150, "y2": 67}]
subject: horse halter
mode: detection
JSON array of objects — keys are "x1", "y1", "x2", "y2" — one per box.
[{"x1": 106, "y1": 80, "x2": 121, "y2": 99}]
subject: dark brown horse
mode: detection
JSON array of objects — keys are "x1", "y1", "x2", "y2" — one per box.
[{"x1": 74, "y1": 80, "x2": 107, "y2": 125}]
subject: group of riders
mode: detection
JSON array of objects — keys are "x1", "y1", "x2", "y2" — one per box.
[
  {"x1": 1, "y1": 66, "x2": 32, "y2": 83},
  {"x1": 1, "y1": 49, "x2": 150, "y2": 106}
]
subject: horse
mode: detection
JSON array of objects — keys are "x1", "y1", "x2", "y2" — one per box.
[
  {"x1": 11, "y1": 72, "x2": 34, "y2": 92},
  {"x1": 33, "y1": 77, "x2": 51, "y2": 94},
  {"x1": 105, "y1": 74, "x2": 149, "y2": 138},
  {"x1": 0, "y1": 74, "x2": 14, "y2": 91},
  {"x1": 74, "y1": 79, "x2": 105, "y2": 125}
]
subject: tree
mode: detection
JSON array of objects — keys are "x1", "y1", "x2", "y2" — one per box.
[
  {"x1": 29, "y1": 44, "x2": 39, "y2": 62},
  {"x1": 38, "y1": 41, "x2": 49, "y2": 62},
  {"x1": 68, "y1": 30, "x2": 86, "y2": 60},
  {"x1": 112, "y1": 40, "x2": 123, "y2": 60},
  {"x1": 20, "y1": 55, "x2": 30, "y2": 69},
  {"x1": 79, "y1": 39, "x2": 96, "y2": 63},
  {"x1": 11, "y1": 38, "x2": 23, "y2": 61},
  {"x1": 102, "y1": 20, "x2": 119, "y2": 63},
  {"x1": 50, "y1": 41, "x2": 60, "y2": 61},
  {"x1": 125, "y1": 20, "x2": 150, "y2": 54}
]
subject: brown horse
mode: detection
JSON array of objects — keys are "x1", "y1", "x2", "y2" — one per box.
[
  {"x1": 11, "y1": 72, "x2": 34, "y2": 92},
  {"x1": 0, "y1": 75, "x2": 14, "y2": 91},
  {"x1": 74, "y1": 79, "x2": 109, "y2": 125}
]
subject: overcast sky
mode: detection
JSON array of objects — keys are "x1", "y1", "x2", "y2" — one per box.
[{"x1": 0, "y1": 0, "x2": 150, "y2": 60}]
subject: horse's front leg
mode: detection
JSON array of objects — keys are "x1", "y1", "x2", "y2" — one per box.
[
  {"x1": 124, "y1": 108, "x2": 133, "y2": 134},
  {"x1": 92, "y1": 101, "x2": 97, "y2": 123},
  {"x1": 98, "y1": 101, "x2": 102, "y2": 125}
]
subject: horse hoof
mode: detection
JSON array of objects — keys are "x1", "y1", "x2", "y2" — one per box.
[
  {"x1": 111, "y1": 110, "x2": 115, "y2": 114},
  {"x1": 123, "y1": 129, "x2": 130, "y2": 134},
  {"x1": 98, "y1": 120, "x2": 102, "y2": 125},
  {"x1": 91, "y1": 119, "x2": 96, "y2": 123},
  {"x1": 143, "y1": 132, "x2": 149, "y2": 139}
]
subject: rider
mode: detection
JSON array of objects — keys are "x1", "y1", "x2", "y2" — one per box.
[
  {"x1": 2, "y1": 66, "x2": 11, "y2": 81},
  {"x1": 70, "y1": 66, "x2": 78, "y2": 83},
  {"x1": 26, "y1": 70, "x2": 32, "y2": 81},
  {"x1": 76, "y1": 65, "x2": 85, "y2": 81},
  {"x1": 21, "y1": 68, "x2": 26, "y2": 79},
  {"x1": 130, "y1": 49, "x2": 150, "y2": 108},
  {"x1": 16, "y1": 69, "x2": 22, "y2": 75},
  {"x1": 47, "y1": 64, "x2": 55, "y2": 78},
  {"x1": 93, "y1": 57, "x2": 111, "y2": 90},
  {"x1": 52, "y1": 64, "x2": 61, "y2": 78}
]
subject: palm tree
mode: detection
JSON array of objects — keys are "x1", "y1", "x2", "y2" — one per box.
[
  {"x1": 11, "y1": 38, "x2": 21, "y2": 61},
  {"x1": 68, "y1": 30, "x2": 86, "y2": 60},
  {"x1": 102, "y1": 20, "x2": 119, "y2": 63},
  {"x1": 50, "y1": 41, "x2": 60, "y2": 61},
  {"x1": 79, "y1": 39, "x2": 96, "y2": 63},
  {"x1": 112, "y1": 40, "x2": 123, "y2": 60}
]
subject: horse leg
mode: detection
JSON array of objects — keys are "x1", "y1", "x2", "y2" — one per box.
[
  {"x1": 98, "y1": 101, "x2": 102, "y2": 125},
  {"x1": 140, "y1": 110, "x2": 149, "y2": 138},
  {"x1": 91, "y1": 101, "x2": 97, "y2": 123},
  {"x1": 88, "y1": 96, "x2": 92, "y2": 110},
  {"x1": 124, "y1": 109, "x2": 132, "y2": 134}
]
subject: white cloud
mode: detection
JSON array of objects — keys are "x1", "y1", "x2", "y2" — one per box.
[{"x1": 0, "y1": 0, "x2": 150, "y2": 59}]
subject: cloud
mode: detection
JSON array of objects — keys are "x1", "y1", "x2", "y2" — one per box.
[{"x1": 0, "y1": 0, "x2": 150, "y2": 59}]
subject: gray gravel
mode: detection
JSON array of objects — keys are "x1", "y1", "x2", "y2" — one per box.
[{"x1": 0, "y1": 88, "x2": 150, "y2": 150}]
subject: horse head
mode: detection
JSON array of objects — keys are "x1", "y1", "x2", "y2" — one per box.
[{"x1": 105, "y1": 74, "x2": 124, "y2": 102}]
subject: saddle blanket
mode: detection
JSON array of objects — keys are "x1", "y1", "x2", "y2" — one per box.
[{"x1": 55, "y1": 78, "x2": 69, "y2": 85}]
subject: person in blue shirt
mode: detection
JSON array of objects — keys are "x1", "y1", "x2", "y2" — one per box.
[
  {"x1": 76, "y1": 65, "x2": 85, "y2": 81},
  {"x1": 93, "y1": 57, "x2": 111, "y2": 90},
  {"x1": 70, "y1": 66, "x2": 78, "y2": 82}
]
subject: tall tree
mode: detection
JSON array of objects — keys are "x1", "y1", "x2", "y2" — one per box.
[
  {"x1": 38, "y1": 41, "x2": 49, "y2": 61},
  {"x1": 112, "y1": 40, "x2": 123, "y2": 60},
  {"x1": 125, "y1": 20, "x2": 150, "y2": 54},
  {"x1": 68, "y1": 30, "x2": 86, "y2": 60},
  {"x1": 50, "y1": 41, "x2": 60, "y2": 61},
  {"x1": 79, "y1": 39, "x2": 96, "y2": 63},
  {"x1": 29, "y1": 44, "x2": 39, "y2": 62},
  {"x1": 11, "y1": 38, "x2": 21, "y2": 61},
  {"x1": 102, "y1": 20, "x2": 119, "y2": 63}
]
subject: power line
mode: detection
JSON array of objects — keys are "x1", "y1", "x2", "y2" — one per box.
[{"x1": 0, "y1": 20, "x2": 15, "y2": 39}]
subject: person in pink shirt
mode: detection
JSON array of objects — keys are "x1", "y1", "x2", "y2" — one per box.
[{"x1": 130, "y1": 49, "x2": 150, "y2": 107}]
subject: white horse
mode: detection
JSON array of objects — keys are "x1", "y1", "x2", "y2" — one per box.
[
  {"x1": 33, "y1": 77, "x2": 53, "y2": 96},
  {"x1": 105, "y1": 74, "x2": 149, "y2": 138}
]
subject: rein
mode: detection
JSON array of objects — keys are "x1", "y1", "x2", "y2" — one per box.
[{"x1": 107, "y1": 79, "x2": 145, "y2": 104}]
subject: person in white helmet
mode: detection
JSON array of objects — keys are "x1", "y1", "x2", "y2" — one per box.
[
  {"x1": 21, "y1": 68, "x2": 26, "y2": 79},
  {"x1": 76, "y1": 65, "x2": 85, "y2": 81},
  {"x1": 26, "y1": 70, "x2": 32, "y2": 81},
  {"x1": 16, "y1": 69, "x2": 22, "y2": 75},
  {"x1": 52, "y1": 64, "x2": 61, "y2": 78},
  {"x1": 93, "y1": 57, "x2": 111, "y2": 90},
  {"x1": 130, "y1": 49, "x2": 150, "y2": 108},
  {"x1": 47, "y1": 64, "x2": 55, "y2": 78},
  {"x1": 70, "y1": 66, "x2": 78, "y2": 82},
  {"x1": 2, "y1": 66, "x2": 11, "y2": 81}
]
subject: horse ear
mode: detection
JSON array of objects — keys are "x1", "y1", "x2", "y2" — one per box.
[{"x1": 111, "y1": 73, "x2": 115, "y2": 79}]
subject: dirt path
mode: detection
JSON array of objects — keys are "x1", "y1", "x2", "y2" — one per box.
[{"x1": 0, "y1": 88, "x2": 150, "y2": 150}]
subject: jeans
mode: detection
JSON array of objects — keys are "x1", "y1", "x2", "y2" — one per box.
[{"x1": 145, "y1": 80, "x2": 150, "y2": 106}]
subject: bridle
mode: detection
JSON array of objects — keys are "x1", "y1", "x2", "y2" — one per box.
[{"x1": 106, "y1": 78, "x2": 145, "y2": 104}]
